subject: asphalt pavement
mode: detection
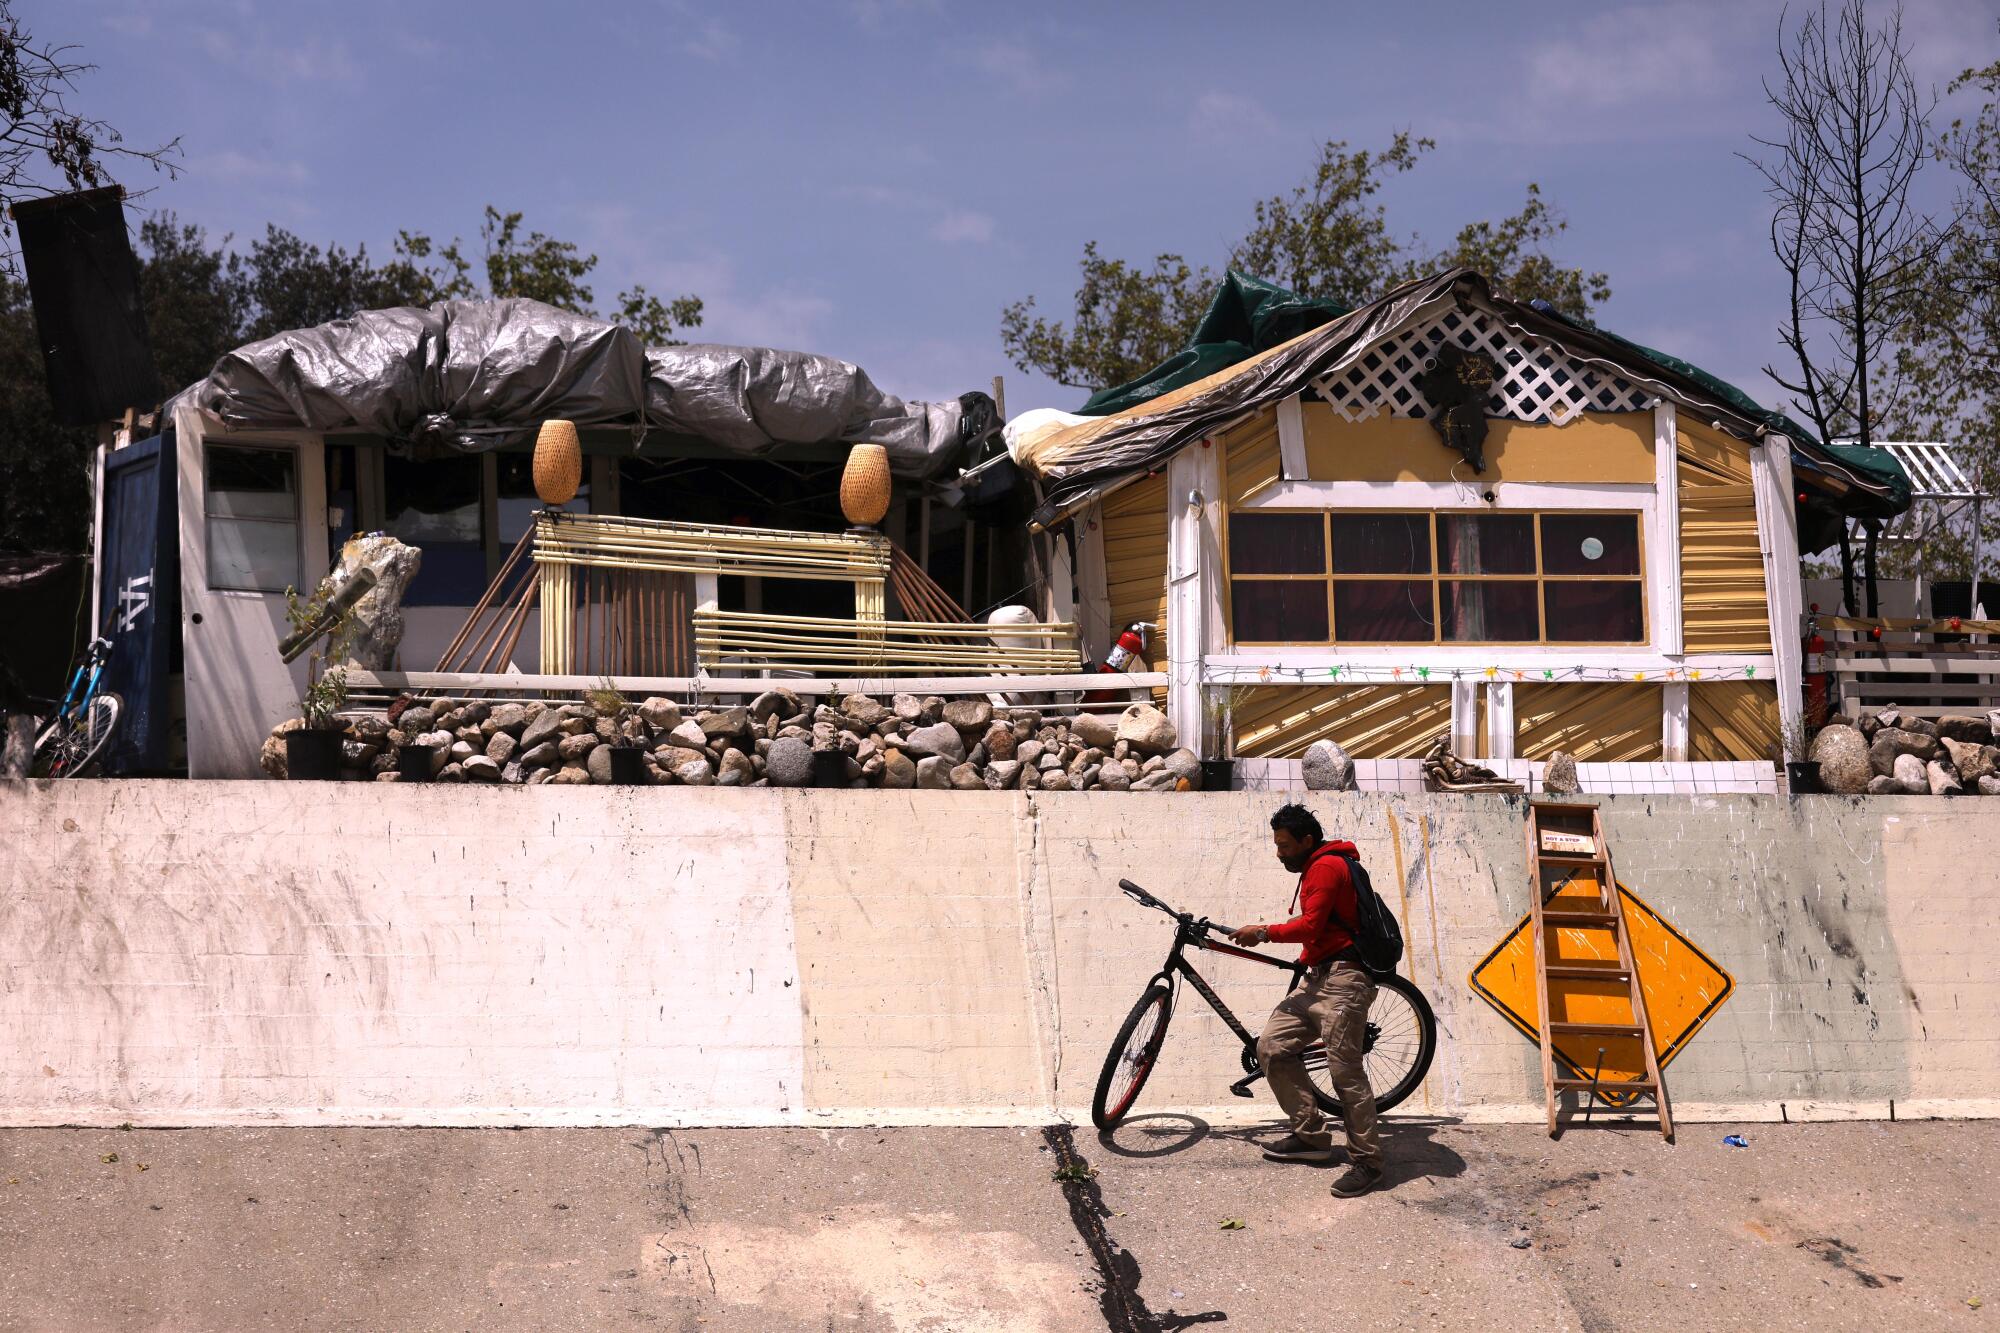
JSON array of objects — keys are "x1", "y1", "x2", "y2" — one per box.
[{"x1": 0, "y1": 1119, "x2": 1992, "y2": 1331}]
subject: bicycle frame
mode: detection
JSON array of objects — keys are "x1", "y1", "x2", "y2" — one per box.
[{"x1": 1134, "y1": 894, "x2": 1309, "y2": 1094}]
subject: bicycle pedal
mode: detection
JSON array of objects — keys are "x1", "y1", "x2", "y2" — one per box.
[{"x1": 1228, "y1": 1075, "x2": 1260, "y2": 1099}]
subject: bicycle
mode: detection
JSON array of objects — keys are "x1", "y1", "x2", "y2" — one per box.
[
  {"x1": 30, "y1": 637, "x2": 123, "y2": 778},
  {"x1": 1092, "y1": 877, "x2": 1437, "y2": 1131}
]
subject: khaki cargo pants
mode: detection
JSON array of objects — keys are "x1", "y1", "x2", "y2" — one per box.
[{"x1": 1255, "y1": 961, "x2": 1381, "y2": 1171}]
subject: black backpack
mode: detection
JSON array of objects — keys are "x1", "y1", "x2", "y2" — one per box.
[{"x1": 1329, "y1": 852, "x2": 1404, "y2": 976}]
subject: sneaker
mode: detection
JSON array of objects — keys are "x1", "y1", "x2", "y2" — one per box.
[
  {"x1": 1261, "y1": 1134, "x2": 1335, "y2": 1163},
  {"x1": 1329, "y1": 1164, "x2": 1383, "y2": 1197}
]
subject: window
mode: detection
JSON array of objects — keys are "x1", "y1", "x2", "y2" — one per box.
[
  {"x1": 205, "y1": 444, "x2": 299, "y2": 592},
  {"x1": 1227, "y1": 509, "x2": 1644, "y2": 644},
  {"x1": 497, "y1": 451, "x2": 587, "y2": 549},
  {"x1": 384, "y1": 453, "x2": 485, "y2": 606}
]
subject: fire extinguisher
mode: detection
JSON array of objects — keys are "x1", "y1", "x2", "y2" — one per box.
[
  {"x1": 1084, "y1": 621, "x2": 1155, "y2": 704},
  {"x1": 1803, "y1": 603, "x2": 1830, "y2": 727}
]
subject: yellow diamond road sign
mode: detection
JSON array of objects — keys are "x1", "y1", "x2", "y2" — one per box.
[{"x1": 1469, "y1": 880, "x2": 1734, "y2": 1102}]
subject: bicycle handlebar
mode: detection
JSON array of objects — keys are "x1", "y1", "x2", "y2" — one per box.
[{"x1": 1117, "y1": 878, "x2": 1237, "y2": 939}]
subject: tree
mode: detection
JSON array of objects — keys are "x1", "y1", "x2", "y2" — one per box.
[
  {"x1": 1001, "y1": 135, "x2": 1611, "y2": 393},
  {"x1": 0, "y1": 2, "x2": 180, "y2": 273},
  {"x1": 1744, "y1": 0, "x2": 1941, "y2": 613},
  {"x1": 1875, "y1": 47, "x2": 2000, "y2": 599}
]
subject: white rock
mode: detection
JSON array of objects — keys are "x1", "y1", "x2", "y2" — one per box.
[{"x1": 1302, "y1": 739, "x2": 1356, "y2": 791}]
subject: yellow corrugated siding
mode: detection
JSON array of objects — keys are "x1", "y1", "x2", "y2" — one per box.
[
  {"x1": 1514, "y1": 683, "x2": 1664, "y2": 761},
  {"x1": 1689, "y1": 680, "x2": 1780, "y2": 762},
  {"x1": 1232, "y1": 684, "x2": 1450, "y2": 759},
  {"x1": 1678, "y1": 418, "x2": 1770, "y2": 654},
  {"x1": 1101, "y1": 472, "x2": 1169, "y2": 702},
  {"x1": 1221, "y1": 410, "x2": 1282, "y2": 505}
]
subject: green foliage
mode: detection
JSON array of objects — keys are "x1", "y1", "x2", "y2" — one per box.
[
  {"x1": 1002, "y1": 135, "x2": 1611, "y2": 393},
  {"x1": 585, "y1": 676, "x2": 629, "y2": 719},
  {"x1": 0, "y1": 278, "x2": 92, "y2": 553},
  {"x1": 283, "y1": 580, "x2": 359, "y2": 730},
  {"x1": 1876, "y1": 49, "x2": 2000, "y2": 587}
]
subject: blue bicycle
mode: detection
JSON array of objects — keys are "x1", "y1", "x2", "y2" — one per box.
[{"x1": 31, "y1": 637, "x2": 122, "y2": 778}]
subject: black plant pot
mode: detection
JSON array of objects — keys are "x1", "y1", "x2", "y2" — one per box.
[
  {"x1": 608, "y1": 747, "x2": 649, "y2": 785},
  {"x1": 1200, "y1": 759, "x2": 1237, "y2": 791},
  {"x1": 811, "y1": 748, "x2": 848, "y2": 788},
  {"x1": 1785, "y1": 761, "x2": 1823, "y2": 795},
  {"x1": 285, "y1": 729, "x2": 344, "y2": 780},
  {"x1": 396, "y1": 743, "x2": 438, "y2": 782}
]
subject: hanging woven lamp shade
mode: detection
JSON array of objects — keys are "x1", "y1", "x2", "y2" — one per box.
[
  {"x1": 839, "y1": 442, "x2": 892, "y2": 527},
  {"x1": 532, "y1": 419, "x2": 582, "y2": 505}
]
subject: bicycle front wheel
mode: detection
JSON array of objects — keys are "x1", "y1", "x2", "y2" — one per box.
[
  {"x1": 1092, "y1": 982, "x2": 1173, "y2": 1130},
  {"x1": 1302, "y1": 972, "x2": 1437, "y2": 1118},
  {"x1": 33, "y1": 693, "x2": 122, "y2": 778}
]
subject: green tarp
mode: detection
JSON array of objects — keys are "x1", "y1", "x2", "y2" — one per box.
[{"x1": 1078, "y1": 272, "x2": 1349, "y2": 416}]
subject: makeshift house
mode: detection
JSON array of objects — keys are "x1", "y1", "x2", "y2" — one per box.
[
  {"x1": 1012, "y1": 268, "x2": 1911, "y2": 793},
  {"x1": 96, "y1": 299, "x2": 1024, "y2": 777}
]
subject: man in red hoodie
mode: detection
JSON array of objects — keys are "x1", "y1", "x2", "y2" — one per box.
[{"x1": 1230, "y1": 803, "x2": 1382, "y2": 1196}]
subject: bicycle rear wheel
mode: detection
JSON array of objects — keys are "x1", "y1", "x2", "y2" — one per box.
[
  {"x1": 1092, "y1": 982, "x2": 1173, "y2": 1130},
  {"x1": 1302, "y1": 973, "x2": 1436, "y2": 1118},
  {"x1": 33, "y1": 693, "x2": 122, "y2": 778}
]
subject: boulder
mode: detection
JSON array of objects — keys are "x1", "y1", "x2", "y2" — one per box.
[
  {"x1": 486, "y1": 731, "x2": 518, "y2": 764},
  {"x1": 667, "y1": 719, "x2": 709, "y2": 751},
  {"x1": 948, "y1": 762, "x2": 985, "y2": 790},
  {"x1": 1808, "y1": 725, "x2": 1871, "y2": 794},
  {"x1": 880, "y1": 748, "x2": 916, "y2": 789},
  {"x1": 902, "y1": 722, "x2": 966, "y2": 763},
  {"x1": 675, "y1": 759, "x2": 716, "y2": 786},
  {"x1": 1016, "y1": 740, "x2": 1045, "y2": 768},
  {"x1": 1892, "y1": 753, "x2": 1928, "y2": 793},
  {"x1": 839, "y1": 694, "x2": 888, "y2": 728},
  {"x1": 915, "y1": 755, "x2": 950, "y2": 789},
  {"x1": 1904, "y1": 716, "x2": 1940, "y2": 738},
  {"x1": 518, "y1": 740, "x2": 559, "y2": 769},
  {"x1": 942, "y1": 699, "x2": 994, "y2": 735},
  {"x1": 324, "y1": 533, "x2": 422, "y2": 669},
  {"x1": 1868, "y1": 728, "x2": 1940, "y2": 774},
  {"x1": 1928, "y1": 759, "x2": 1964, "y2": 796},
  {"x1": 1936, "y1": 714, "x2": 1994, "y2": 746},
  {"x1": 747, "y1": 689, "x2": 797, "y2": 724},
  {"x1": 639, "y1": 697, "x2": 683, "y2": 732},
  {"x1": 449, "y1": 739, "x2": 478, "y2": 763},
  {"x1": 489, "y1": 703, "x2": 532, "y2": 735},
  {"x1": 892, "y1": 693, "x2": 927, "y2": 723},
  {"x1": 520, "y1": 708, "x2": 566, "y2": 751},
  {"x1": 557, "y1": 732, "x2": 599, "y2": 763},
  {"x1": 1941, "y1": 736, "x2": 2000, "y2": 785},
  {"x1": 1069, "y1": 713, "x2": 1117, "y2": 749},
  {"x1": 1039, "y1": 770, "x2": 1073, "y2": 791},
  {"x1": 1097, "y1": 764, "x2": 1131, "y2": 791},
  {"x1": 1542, "y1": 752, "x2": 1581, "y2": 795},
  {"x1": 717, "y1": 749, "x2": 755, "y2": 786},
  {"x1": 1302, "y1": 739, "x2": 1357, "y2": 792},
  {"x1": 585, "y1": 746, "x2": 616, "y2": 784},
  {"x1": 655, "y1": 745, "x2": 707, "y2": 771},
  {"x1": 985, "y1": 759, "x2": 1023, "y2": 790},
  {"x1": 1115, "y1": 703, "x2": 1178, "y2": 754},
  {"x1": 765, "y1": 738, "x2": 813, "y2": 788}
]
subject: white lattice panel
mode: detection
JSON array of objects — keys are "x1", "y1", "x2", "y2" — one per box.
[{"x1": 1312, "y1": 304, "x2": 1652, "y2": 426}]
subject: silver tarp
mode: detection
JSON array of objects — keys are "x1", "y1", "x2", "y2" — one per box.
[{"x1": 186, "y1": 298, "x2": 994, "y2": 478}]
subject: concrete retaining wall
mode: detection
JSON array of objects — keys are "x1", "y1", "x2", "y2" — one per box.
[{"x1": 3, "y1": 783, "x2": 1995, "y2": 1126}]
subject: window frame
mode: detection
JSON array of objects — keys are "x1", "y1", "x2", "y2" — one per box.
[
  {"x1": 203, "y1": 442, "x2": 303, "y2": 594},
  {"x1": 1223, "y1": 506, "x2": 1649, "y2": 648}
]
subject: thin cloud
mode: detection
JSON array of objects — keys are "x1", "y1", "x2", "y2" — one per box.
[
  {"x1": 932, "y1": 210, "x2": 996, "y2": 244},
  {"x1": 967, "y1": 38, "x2": 1068, "y2": 96},
  {"x1": 1190, "y1": 91, "x2": 1278, "y2": 144},
  {"x1": 200, "y1": 150, "x2": 312, "y2": 187},
  {"x1": 682, "y1": 16, "x2": 738, "y2": 63}
]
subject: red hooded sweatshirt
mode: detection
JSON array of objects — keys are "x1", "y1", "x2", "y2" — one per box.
[{"x1": 1264, "y1": 839, "x2": 1362, "y2": 968}]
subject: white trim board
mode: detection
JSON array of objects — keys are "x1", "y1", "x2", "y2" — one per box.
[{"x1": 1236, "y1": 479, "x2": 1654, "y2": 510}]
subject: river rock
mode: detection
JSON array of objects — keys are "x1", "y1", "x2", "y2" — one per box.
[
  {"x1": 639, "y1": 697, "x2": 682, "y2": 732},
  {"x1": 1115, "y1": 704, "x2": 1177, "y2": 754},
  {"x1": 1865, "y1": 775, "x2": 1903, "y2": 795},
  {"x1": 939, "y1": 699, "x2": 991, "y2": 735},
  {"x1": 985, "y1": 759, "x2": 1022, "y2": 790},
  {"x1": 716, "y1": 748, "x2": 754, "y2": 786},
  {"x1": 881, "y1": 748, "x2": 916, "y2": 789},
  {"x1": 557, "y1": 732, "x2": 598, "y2": 762},
  {"x1": 1979, "y1": 775, "x2": 2000, "y2": 796},
  {"x1": 486, "y1": 731, "x2": 518, "y2": 764},
  {"x1": 915, "y1": 755, "x2": 950, "y2": 789},
  {"x1": 1928, "y1": 759, "x2": 1964, "y2": 796},
  {"x1": 697, "y1": 708, "x2": 751, "y2": 742},
  {"x1": 518, "y1": 741, "x2": 559, "y2": 769},
  {"x1": 1070, "y1": 713, "x2": 1117, "y2": 748},
  {"x1": 1936, "y1": 714, "x2": 1994, "y2": 745},
  {"x1": 672, "y1": 758, "x2": 714, "y2": 786},
  {"x1": 1543, "y1": 751, "x2": 1581, "y2": 795},
  {"x1": 1161, "y1": 748, "x2": 1203, "y2": 788},
  {"x1": 1302, "y1": 738, "x2": 1357, "y2": 792},
  {"x1": 519, "y1": 708, "x2": 564, "y2": 751},
  {"x1": 748, "y1": 689, "x2": 797, "y2": 724},
  {"x1": 1892, "y1": 753, "x2": 1928, "y2": 793},
  {"x1": 765, "y1": 738, "x2": 813, "y2": 787},
  {"x1": 1098, "y1": 763, "x2": 1131, "y2": 791},
  {"x1": 585, "y1": 746, "x2": 615, "y2": 784},
  {"x1": 1869, "y1": 728, "x2": 1939, "y2": 774},
  {"x1": 948, "y1": 762, "x2": 985, "y2": 790},
  {"x1": 839, "y1": 694, "x2": 887, "y2": 728},
  {"x1": 983, "y1": 723, "x2": 1018, "y2": 761},
  {"x1": 1805, "y1": 724, "x2": 1867, "y2": 793},
  {"x1": 1941, "y1": 736, "x2": 2000, "y2": 785},
  {"x1": 902, "y1": 722, "x2": 966, "y2": 763},
  {"x1": 1040, "y1": 770, "x2": 1073, "y2": 791}
]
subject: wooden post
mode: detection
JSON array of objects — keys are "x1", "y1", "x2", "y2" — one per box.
[
  {"x1": 1751, "y1": 434, "x2": 1806, "y2": 757},
  {"x1": 1167, "y1": 441, "x2": 1223, "y2": 754}
]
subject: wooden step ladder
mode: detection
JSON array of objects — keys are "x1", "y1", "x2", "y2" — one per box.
[{"x1": 1525, "y1": 800, "x2": 1673, "y2": 1142}]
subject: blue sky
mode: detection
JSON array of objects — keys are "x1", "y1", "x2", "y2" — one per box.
[{"x1": 47, "y1": 0, "x2": 1998, "y2": 417}]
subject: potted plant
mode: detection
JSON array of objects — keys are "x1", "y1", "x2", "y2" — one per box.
[
  {"x1": 1779, "y1": 716, "x2": 1820, "y2": 795},
  {"x1": 587, "y1": 678, "x2": 651, "y2": 785},
  {"x1": 1198, "y1": 685, "x2": 1255, "y2": 791},
  {"x1": 282, "y1": 581, "x2": 360, "y2": 780}
]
